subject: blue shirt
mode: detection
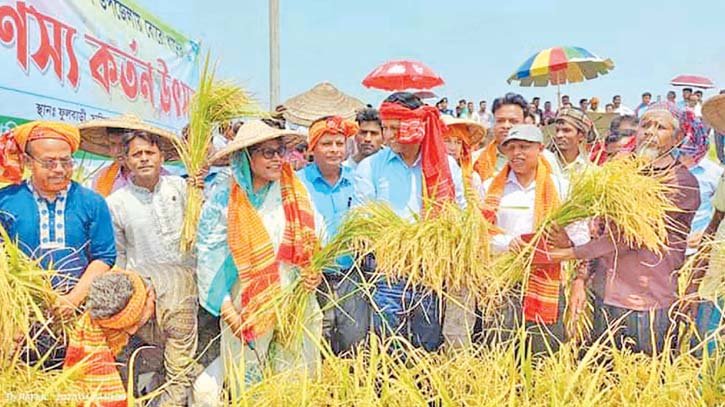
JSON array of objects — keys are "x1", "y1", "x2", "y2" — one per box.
[
  {"x1": 690, "y1": 159, "x2": 724, "y2": 235},
  {"x1": 0, "y1": 181, "x2": 116, "y2": 291},
  {"x1": 353, "y1": 147, "x2": 466, "y2": 220},
  {"x1": 298, "y1": 163, "x2": 354, "y2": 270}
]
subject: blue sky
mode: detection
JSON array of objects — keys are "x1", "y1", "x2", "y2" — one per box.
[{"x1": 142, "y1": 0, "x2": 725, "y2": 110}]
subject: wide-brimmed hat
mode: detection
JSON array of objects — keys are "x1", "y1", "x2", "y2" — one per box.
[
  {"x1": 703, "y1": 94, "x2": 725, "y2": 133},
  {"x1": 440, "y1": 115, "x2": 486, "y2": 147},
  {"x1": 282, "y1": 82, "x2": 365, "y2": 127},
  {"x1": 209, "y1": 119, "x2": 303, "y2": 162},
  {"x1": 77, "y1": 114, "x2": 179, "y2": 160}
]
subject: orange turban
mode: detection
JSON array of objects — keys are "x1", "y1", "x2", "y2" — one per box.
[
  {"x1": 307, "y1": 116, "x2": 359, "y2": 152},
  {"x1": 13, "y1": 121, "x2": 81, "y2": 152},
  {"x1": 0, "y1": 121, "x2": 81, "y2": 184}
]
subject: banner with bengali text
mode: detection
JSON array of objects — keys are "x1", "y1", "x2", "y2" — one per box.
[{"x1": 0, "y1": 0, "x2": 200, "y2": 136}]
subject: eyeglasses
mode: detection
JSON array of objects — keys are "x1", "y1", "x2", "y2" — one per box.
[
  {"x1": 25, "y1": 154, "x2": 73, "y2": 170},
  {"x1": 250, "y1": 146, "x2": 287, "y2": 159}
]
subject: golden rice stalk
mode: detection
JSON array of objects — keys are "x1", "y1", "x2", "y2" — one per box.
[
  {"x1": 176, "y1": 52, "x2": 263, "y2": 253},
  {"x1": 544, "y1": 156, "x2": 678, "y2": 253},
  {"x1": 329, "y1": 201, "x2": 494, "y2": 298},
  {"x1": 0, "y1": 226, "x2": 60, "y2": 360},
  {"x1": 230, "y1": 330, "x2": 712, "y2": 406}
]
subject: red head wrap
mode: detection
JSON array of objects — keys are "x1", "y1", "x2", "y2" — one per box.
[{"x1": 379, "y1": 101, "x2": 455, "y2": 208}]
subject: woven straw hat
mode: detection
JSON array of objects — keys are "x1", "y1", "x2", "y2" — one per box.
[
  {"x1": 209, "y1": 120, "x2": 303, "y2": 162},
  {"x1": 703, "y1": 94, "x2": 725, "y2": 133},
  {"x1": 282, "y1": 82, "x2": 365, "y2": 127},
  {"x1": 440, "y1": 115, "x2": 486, "y2": 147},
  {"x1": 77, "y1": 114, "x2": 179, "y2": 160}
]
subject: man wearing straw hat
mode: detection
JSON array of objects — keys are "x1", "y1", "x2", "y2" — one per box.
[
  {"x1": 354, "y1": 92, "x2": 466, "y2": 351},
  {"x1": 298, "y1": 115, "x2": 371, "y2": 355},
  {"x1": 479, "y1": 124, "x2": 589, "y2": 353},
  {"x1": 193, "y1": 120, "x2": 325, "y2": 405},
  {"x1": 78, "y1": 114, "x2": 176, "y2": 198},
  {"x1": 550, "y1": 102, "x2": 700, "y2": 355},
  {"x1": 440, "y1": 115, "x2": 486, "y2": 347},
  {"x1": 0, "y1": 121, "x2": 117, "y2": 367},
  {"x1": 551, "y1": 107, "x2": 595, "y2": 178}
]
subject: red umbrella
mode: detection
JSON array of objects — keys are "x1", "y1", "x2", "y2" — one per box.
[
  {"x1": 362, "y1": 60, "x2": 444, "y2": 91},
  {"x1": 670, "y1": 74, "x2": 715, "y2": 89}
]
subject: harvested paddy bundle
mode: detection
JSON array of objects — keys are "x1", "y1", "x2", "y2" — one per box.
[
  {"x1": 484, "y1": 156, "x2": 678, "y2": 314},
  {"x1": 175, "y1": 54, "x2": 262, "y2": 252},
  {"x1": 336, "y1": 201, "x2": 494, "y2": 297}
]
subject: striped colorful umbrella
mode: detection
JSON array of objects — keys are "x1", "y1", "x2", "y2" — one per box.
[{"x1": 507, "y1": 46, "x2": 614, "y2": 87}]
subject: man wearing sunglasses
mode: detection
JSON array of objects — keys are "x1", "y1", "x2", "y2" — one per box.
[{"x1": 0, "y1": 121, "x2": 116, "y2": 367}]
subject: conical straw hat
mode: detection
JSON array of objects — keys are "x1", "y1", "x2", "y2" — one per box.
[
  {"x1": 703, "y1": 94, "x2": 725, "y2": 134},
  {"x1": 209, "y1": 120, "x2": 303, "y2": 163},
  {"x1": 441, "y1": 115, "x2": 486, "y2": 147},
  {"x1": 77, "y1": 113, "x2": 179, "y2": 160},
  {"x1": 282, "y1": 82, "x2": 365, "y2": 127}
]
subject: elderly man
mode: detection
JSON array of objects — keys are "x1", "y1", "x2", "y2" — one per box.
[
  {"x1": 344, "y1": 108, "x2": 384, "y2": 170},
  {"x1": 65, "y1": 268, "x2": 198, "y2": 407},
  {"x1": 355, "y1": 92, "x2": 466, "y2": 351},
  {"x1": 479, "y1": 124, "x2": 589, "y2": 353},
  {"x1": 298, "y1": 115, "x2": 370, "y2": 355},
  {"x1": 550, "y1": 102, "x2": 700, "y2": 354},
  {"x1": 0, "y1": 121, "x2": 116, "y2": 366},
  {"x1": 551, "y1": 107, "x2": 594, "y2": 177},
  {"x1": 472, "y1": 93, "x2": 560, "y2": 182}
]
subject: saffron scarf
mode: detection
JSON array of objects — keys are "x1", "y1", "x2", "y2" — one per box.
[
  {"x1": 483, "y1": 156, "x2": 563, "y2": 324},
  {"x1": 473, "y1": 141, "x2": 499, "y2": 181},
  {"x1": 95, "y1": 162, "x2": 121, "y2": 198},
  {"x1": 63, "y1": 271, "x2": 148, "y2": 407},
  {"x1": 227, "y1": 161, "x2": 318, "y2": 343},
  {"x1": 379, "y1": 101, "x2": 455, "y2": 210}
]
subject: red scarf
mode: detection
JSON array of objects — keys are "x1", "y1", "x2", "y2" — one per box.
[{"x1": 379, "y1": 102, "x2": 455, "y2": 211}]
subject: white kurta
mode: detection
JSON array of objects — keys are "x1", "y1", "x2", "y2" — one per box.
[{"x1": 107, "y1": 175, "x2": 191, "y2": 270}]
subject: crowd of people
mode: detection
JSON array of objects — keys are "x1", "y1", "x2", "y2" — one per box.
[
  {"x1": 436, "y1": 87, "x2": 714, "y2": 129},
  {"x1": 2, "y1": 85, "x2": 725, "y2": 406}
]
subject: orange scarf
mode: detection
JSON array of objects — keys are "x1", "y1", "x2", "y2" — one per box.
[
  {"x1": 483, "y1": 156, "x2": 563, "y2": 324},
  {"x1": 95, "y1": 162, "x2": 121, "y2": 198},
  {"x1": 473, "y1": 141, "x2": 499, "y2": 181},
  {"x1": 227, "y1": 163, "x2": 319, "y2": 343},
  {"x1": 63, "y1": 271, "x2": 148, "y2": 407}
]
